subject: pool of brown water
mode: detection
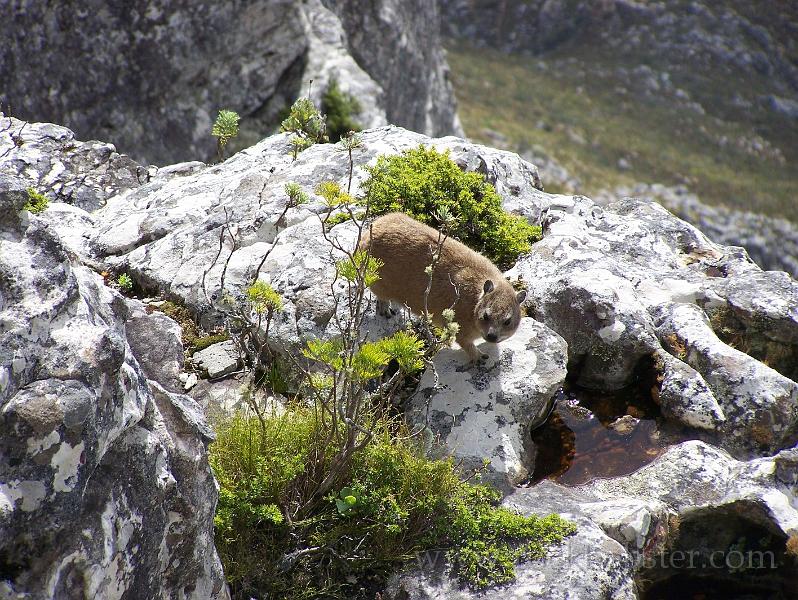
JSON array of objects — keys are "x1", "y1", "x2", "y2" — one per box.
[{"x1": 528, "y1": 376, "x2": 693, "y2": 486}]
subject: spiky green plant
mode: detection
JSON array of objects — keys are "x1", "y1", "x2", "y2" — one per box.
[{"x1": 212, "y1": 109, "x2": 240, "y2": 161}]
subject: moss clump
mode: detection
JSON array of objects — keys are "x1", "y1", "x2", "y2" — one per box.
[
  {"x1": 363, "y1": 146, "x2": 541, "y2": 268},
  {"x1": 322, "y1": 78, "x2": 362, "y2": 143},
  {"x1": 210, "y1": 411, "x2": 575, "y2": 599},
  {"x1": 192, "y1": 333, "x2": 231, "y2": 354},
  {"x1": 24, "y1": 187, "x2": 49, "y2": 214}
]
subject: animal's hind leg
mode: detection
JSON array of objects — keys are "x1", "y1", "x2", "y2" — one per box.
[{"x1": 376, "y1": 298, "x2": 397, "y2": 318}]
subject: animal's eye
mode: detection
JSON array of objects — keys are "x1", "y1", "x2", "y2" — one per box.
[
  {"x1": 503, "y1": 318, "x2": 511, "y2": 326},
  {"x1": 481, "y1": 312, "x2": 489, "y2": 321}
]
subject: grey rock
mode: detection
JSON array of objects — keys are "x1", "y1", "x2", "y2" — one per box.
[
  {"x1": 407, "y1": 318, "x2": 567, "y2": 484},
  {"x1": 387, "y1": 439, "x2": 798, "y2": 599},
  {"x1": 510, "y1": 194, "x2": 798, "y2": 455},
  {"x1": 440, "y1": 0, "x2": 798, "y2": 93},
  {"x1": 763, "y1": 94, "x2": 798, "y2": 119},
  {"x1": 0, "y1": 187, "x2": 227, "y2": 597},
  {"x1": 7, "y1": 117, "x2": 798, "y2": 598},
  {"x1": 125, "y1": 300, "x2": 185, "y2": 393},
  {"x1": 191, "y1": 341, "x2": 240, "y2": 379},
  {"x1": 321, "y1": 0, "x2": 463, "y2": 138},
  {"x1": 0, "y1": 114, "x2": 146, "y2": 211},
  {"x1": 609, "y1": 182, "x2": 798, "y2": 279},
  {"x1": 1, "y1": 1, "x2": 460, "y2": 165}
]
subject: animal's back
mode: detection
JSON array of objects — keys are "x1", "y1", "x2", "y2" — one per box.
[{"x1": 358, "y1": 212, "x2": 501, "y2": 320}]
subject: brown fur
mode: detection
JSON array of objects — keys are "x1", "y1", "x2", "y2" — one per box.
[{"x1": 358, "y1": 213, "x2": 526, "y2": 363}]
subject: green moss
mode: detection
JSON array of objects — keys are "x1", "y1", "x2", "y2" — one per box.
[
  {"x1": 24, "y1": 187, "x2": 49, "y2": 214},
  {"x1": 192, "y1": 333, "x2": 231, "y2": 354},
  {"x1": 322, "y1": 77, "x2": 362, "y2": 143},
  {"x1": 364, "y1": 146, "x2": 541, "y2": 268},
  {"x1": 210, "y1": 411, "x2": 575, "y2": 598}
]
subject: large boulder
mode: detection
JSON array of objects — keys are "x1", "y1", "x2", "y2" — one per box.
[
  {"x1": 0, "y1": 165, "x2": 226, "y2": 596},
  {"x1": 1, "y1": 0, "x2": 461, "y2": 165}
]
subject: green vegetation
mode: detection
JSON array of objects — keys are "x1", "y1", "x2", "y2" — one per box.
[
  {"x1": 446, "y1": 41, "x2": 798, "y2": 220},
  {"x1": 116, "y1": 273, "x2": 133, "y2": 292},
  {"x1": 363, "y1": 145, "x2": 541, "y2": 267},
  {"x1": 246, "y1": 280, "x2": 284, "y2": 315},
  {"x1": 23, "y1": 187, "x2": 48, "y2": 214},
  {"x1": 280, "y1": 97, "x2": 328, "y2": 159},
  {"x1": 212, "y1": 110, "x2": 240, "y2": 162},
  {"x1": 210, "y1": 411, "x2": 575, "y2": 598},
  {"x1": 192, "y1": 332, "x2": 231, "y2": 353},
  {"x1": 322, "y1": 78, "x2": 362, "y2": 142}
]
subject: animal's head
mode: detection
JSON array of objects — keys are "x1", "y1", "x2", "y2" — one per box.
[{"x1": 473, "y1": 279, "x2": 527, "y2": 343}]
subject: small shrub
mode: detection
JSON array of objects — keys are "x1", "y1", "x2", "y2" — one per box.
[
  {"x1": 156, "y1": 300, "x2": 202, "y2": 350},
  {"x1": 246, "y1": 280, "x2": 283, "y2": 315},
  {"x1": 23, "y1": 187, "x2": 49, "y2": 214},
  {"x1": 212, "y1": 109, "x2": 240, "y2": 161},
  {"x1": 322, "y1": 77, "x2": 362, "y2": 142},
  {"x1": 116, "y1": 273, "x2": 133, "y2": 292},
  {"x1": 363, "y1": 146, "x2": 541, "y2": 267},
  {"x1": 210, "y1": 411, "x2": 576, "y2": 599},
  {"x1": 280, "y1": 97, "x2": 327, "y2": 159}
]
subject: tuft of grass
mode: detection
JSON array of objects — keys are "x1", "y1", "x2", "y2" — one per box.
[
  {"x1": 210, "y1": 410, "x2": 575, "y2": 599},
  {"x1": 363, "y1": 145, "x2": 541, "y2": 268},
  {"x1": 24, "y1": 187, "x2": 49, "y2": 214}
]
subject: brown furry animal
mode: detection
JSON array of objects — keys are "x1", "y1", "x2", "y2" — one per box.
[{"x1": 358, "y1": 212, "x2": 526, "y2": 363}]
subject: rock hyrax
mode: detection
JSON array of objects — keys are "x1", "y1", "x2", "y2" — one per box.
[{"x1": 358, "y1": 212, "x2": 527, "y2": 363}]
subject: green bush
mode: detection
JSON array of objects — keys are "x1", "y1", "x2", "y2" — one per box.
[
  {"x1": 210, "y1": 411, "x2": 575, "y2": 599},
  {"x1": 363, "y1": 146, "x2": 541, "y2": 268},
  {"x1": 322, "y1": 78, "x2": 362, "y2": 142}
]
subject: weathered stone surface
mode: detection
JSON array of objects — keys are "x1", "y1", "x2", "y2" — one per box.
[
  {"x1": 508, "y1": 195, "x2": 798, "y2": 455},
  {"x1": 607, "y1": 182, "x2": 798, "y2": 279},
  {"x1": 1, "y1": 1, "x2": 460, "y2": 165},
  {"x1": 0, "y1": 190, "x2": 226, "y2": 595},
  {"x1": 0, "y1": 115, "x2": 146, "y2": 211},
  {"x1": 407, "y1": 318, "x2": 567, "y2": 484},
  {"x1": 321, "y1": 0, "x2": 463, "y2": 138},
  {"x1": 125, "y1": 300, "x2": 185, "y2": 393},
  {"x1": 191, "y1": 341, "x2": 240, "y2": 380},
  {"x1": 387, "y1": 440, "x2": 798, "y2": 599}
]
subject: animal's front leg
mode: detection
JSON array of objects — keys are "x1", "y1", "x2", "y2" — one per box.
[{"x1": 460, "y1": 339, "x2": 489, "y2": 366}]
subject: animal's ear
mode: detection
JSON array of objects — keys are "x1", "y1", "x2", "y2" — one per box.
[
  {"x1": 516, "y1": 289, "x2": 527, "y2": 304},
  {"x1": 483, "y1": 280, "x2": 495, "y2": 294}
]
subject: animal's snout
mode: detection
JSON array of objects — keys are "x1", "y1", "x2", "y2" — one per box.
[{"x1": 485, "y1": 333, "x2": 499, "y2": 343}]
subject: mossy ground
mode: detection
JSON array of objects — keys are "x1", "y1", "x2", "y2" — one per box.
[{"x1": 446, "y1": 40, "x2": 798, "y2": 221}]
